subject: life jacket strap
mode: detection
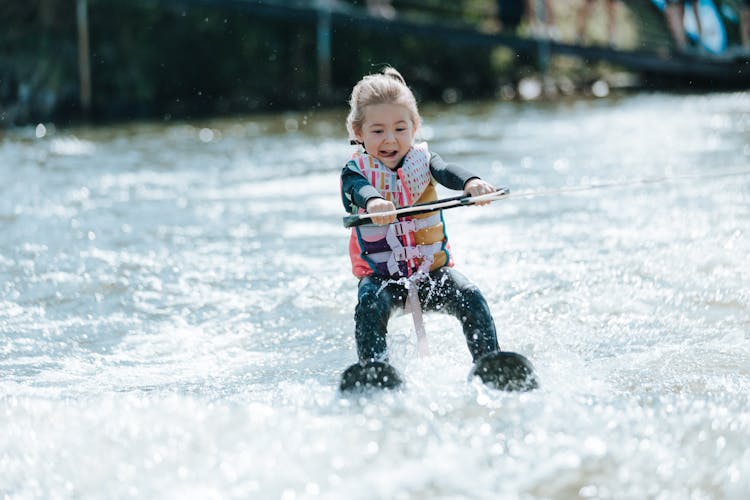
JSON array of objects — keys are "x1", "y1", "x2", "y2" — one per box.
[
  {"x1": 392, "y1": 220, "x2": 415, "y2": 237},
  {"x1": 366, "y1": 242, "x2": 446, "y2": 264},
  {"x1": 392, "y1": 245, "x2": 423, "y2": 262},
  {"x1": 391, "y1": 212, "x2": 442, "y2": 236}
]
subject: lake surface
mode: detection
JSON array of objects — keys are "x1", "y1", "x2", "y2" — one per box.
[{"x1": 2, "y1": 91, "x2": 749, "y2": 499}]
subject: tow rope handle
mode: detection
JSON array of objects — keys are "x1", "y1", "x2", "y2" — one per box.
[{"x1": 342, "y1": 187, "x2": 511, "y2": 228}]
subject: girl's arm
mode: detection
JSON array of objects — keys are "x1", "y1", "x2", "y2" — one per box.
[
  {"x1": 341, "y1": 162, "x2": 396, "y2": 224},
  {"x1": 341, "y1": 161, "x2": 382, "y2": 213}
]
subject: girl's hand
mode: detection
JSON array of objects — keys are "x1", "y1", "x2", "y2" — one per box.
[
  {"x1": 464, "y1": 178, "x2": 496, "y2": 206},
  {"x1": 366, "y1": 197, "x2": 397, "y2": 225}
]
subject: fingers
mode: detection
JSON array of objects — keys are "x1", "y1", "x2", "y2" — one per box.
[
  {"x1": 464, "y1": 179, "x2": 496, "y2": 206},
  {"x1": 366, "y1": 198, "x2": 397, "y2": 225}
]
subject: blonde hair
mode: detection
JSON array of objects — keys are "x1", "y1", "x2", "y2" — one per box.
[{"x1": 346, "y1": 67, "x2": 421, "y2": 142}]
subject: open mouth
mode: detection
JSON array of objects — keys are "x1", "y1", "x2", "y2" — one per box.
[{"x1": 379, "y1": 150, "x2": 398, "y2": 159}]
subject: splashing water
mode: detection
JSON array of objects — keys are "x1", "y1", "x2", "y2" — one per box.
[{"x1": 2, "y1": 92, "x2": 749, "y2": 498}]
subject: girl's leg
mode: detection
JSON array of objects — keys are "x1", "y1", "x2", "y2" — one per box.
[
  {"x1": 665, "y1": 1, "x2": 687, "y2": 50},
  {"x1": 354, "y1": 276, "x2": 406, "y2": 363},
  {"x1": 607, "y1": 0, "x2": 618, "y2": 46},
  {"x1": 690, "y1": 0, "x2": 702, "y2": 40},
  {"x1": 419, "y1": 267, "x2": 500, "y2": 361},
  {"x1": 576, "y1": 0, "x2": 595, "y2": 42}
]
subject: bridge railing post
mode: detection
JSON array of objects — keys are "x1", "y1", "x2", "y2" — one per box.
[
  {"x1": 316, "y1": 0, "x2": 333, "y2": 100},
  {"x1": 76, "y1": 0, "x2": 92, "y2": 118},
  {"x1": 536, "y1": 0, "x2": 550, "y2": 73}
]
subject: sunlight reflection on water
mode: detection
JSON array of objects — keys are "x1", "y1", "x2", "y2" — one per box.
[{"x1": 1, "y1": 92, "x2": 750, "y2": 498}]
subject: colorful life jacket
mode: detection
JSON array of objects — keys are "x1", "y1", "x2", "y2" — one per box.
[{"x1": 348, "y1": 142, "x2": 452, "y2": 278}]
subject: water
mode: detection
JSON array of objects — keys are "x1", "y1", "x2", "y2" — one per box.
[{"x1": 2, "y1": 92, "x2": 749, "y2": 499}]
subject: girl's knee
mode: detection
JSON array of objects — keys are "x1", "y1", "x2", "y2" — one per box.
[
  {"x1": 460, "y1": 285, "x2": 488, "y2": 309},
  {"x1": 357, "y1": 289, "x2": 381, "y2": 308},
  {"x1": 456, "y1": 286, "x2": 495, "y2": 329}
]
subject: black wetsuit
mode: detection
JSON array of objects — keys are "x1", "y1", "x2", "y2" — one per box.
[{"x1": 340, "y1": 152, "x2": 501, "y2": 364}]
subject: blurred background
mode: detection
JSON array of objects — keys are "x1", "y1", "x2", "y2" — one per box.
[{"x1": 1, "y1": 0, "x2": 748, "y2": 127}]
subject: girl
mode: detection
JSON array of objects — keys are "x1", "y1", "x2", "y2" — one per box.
[{"x1": 340, "y1": 67, "x2": 522, "y2": 390}]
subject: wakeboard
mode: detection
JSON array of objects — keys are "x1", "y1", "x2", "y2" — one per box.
[
  {"x1": 339, "y1": 351, "x2": 538, "y2": 392},
  {"x1": 468, "y1": 350, "x2": 538, "y2": 391},
  {"x1": 339, "y1": 361, "x2": 404, "y2": 392}
]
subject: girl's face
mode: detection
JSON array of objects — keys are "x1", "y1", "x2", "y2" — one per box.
[{"x1": 355, "y1": 103, "x2": 418, "y2": 170}]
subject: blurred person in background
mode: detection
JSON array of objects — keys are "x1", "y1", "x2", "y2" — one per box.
[
  {"x1": 576, "y1": 0, "x2": 620, "y2": 47},
  {"x1": 496, "y1": 0, "x2": 557, "y2": 38},
  {"x1": 664, "y1": 0, "x2": 702, "y2": 52},
  {"x1": 525, "y1": 0, "x2": 557, "y2": 38}
]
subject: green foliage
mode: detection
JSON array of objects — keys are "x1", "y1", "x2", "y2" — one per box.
[
  {"x1": 0, "y1": 0, "x2": 79, "y2": 123},
  {"x1": 87, "y1": 0, "x2": 324, "y2": 120},
  {"x1": 1, "y1": 0, "x2": 510, "y2": 125}
]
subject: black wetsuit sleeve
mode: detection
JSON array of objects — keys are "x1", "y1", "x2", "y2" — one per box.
[
  {"x1": 341, "y1": 160, "x2": 383, "y2": 213},
  {"x1": 429, "y1": 152, "x2": 480, "y2": 191}
]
